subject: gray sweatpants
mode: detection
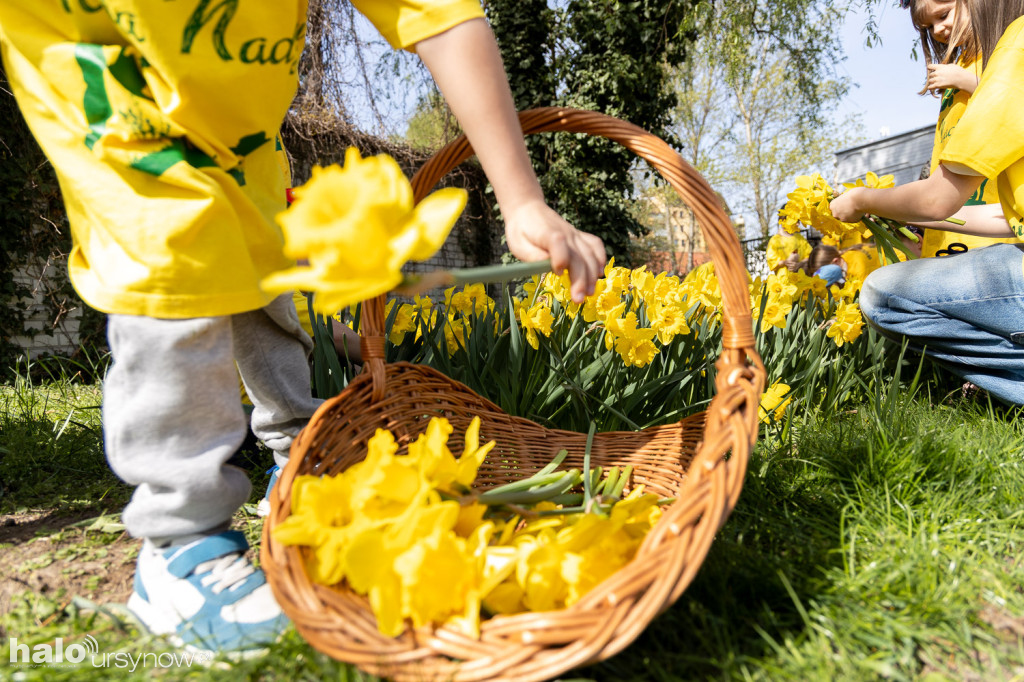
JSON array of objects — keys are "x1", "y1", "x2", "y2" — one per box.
[{"x1": 103, "y1": 293, "x2": 321, "y2": 541}]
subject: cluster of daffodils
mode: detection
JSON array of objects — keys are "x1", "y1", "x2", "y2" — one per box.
[
  {"x1": 385, "y1": 283, "x2": 496, "y2": 353},
  {"x1": 760, "y1": 231, "x2": 868, "y2": 341},
  {"x1": 750, "y1": 266, "x2": 861, "y2": 338},
  {"x1": 261, "y1": 148, "x2": 467, "y2": 313},
  {"x1": 778, "y1": 171, "x2": 917, "y2": 265},
  {"x1": 273, "y1": 417, "x2": 664, "y2": 638},
  {"x1": 778, "y1": 172, "x2": 863, "y2": 243},
  {"x1": 511, "y1": 261, "x2": 699, "y2": 367}
]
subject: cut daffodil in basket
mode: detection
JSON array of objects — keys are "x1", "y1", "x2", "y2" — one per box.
[{"x1": 271, "y1": 416, "x2": 667, "y2": 638}]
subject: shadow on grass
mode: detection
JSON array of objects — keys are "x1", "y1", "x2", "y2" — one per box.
[{"x1": 583, "y1": 430, "x2": 854, "y2": 681}]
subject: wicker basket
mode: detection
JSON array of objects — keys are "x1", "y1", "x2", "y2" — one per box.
[{"x1": 262, "y1": 107, "x2": 766, "y2": 681}]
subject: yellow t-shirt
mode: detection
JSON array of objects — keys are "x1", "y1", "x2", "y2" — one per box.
[
  {"x1": 921, "y1": 56, "x2": 1016, "y2": 257},
  {"x1": 0, "y1": 0, "x2": 484, "y2": 318},
  {"x1": 941, "y1": 17, "x2": 1024, "y2": 244}
]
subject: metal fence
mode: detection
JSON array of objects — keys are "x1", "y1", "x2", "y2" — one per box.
[{"x1": 739, "y1": 229, "x2": 823, "y2": 279}]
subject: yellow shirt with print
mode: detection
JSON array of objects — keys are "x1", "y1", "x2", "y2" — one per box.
[
  {"x1": 922, "y1": 56, "x2": 1018, "y2": 257},
  {"x1": 0, "y1": 0, "x2": 484, "y2": 319},
  {"x1": 941, "y1": 17, "x2": 1024, "y2": 248}
]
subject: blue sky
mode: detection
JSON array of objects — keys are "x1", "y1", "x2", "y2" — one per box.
[{"x1": 835, "y1": 2, "x2": 941, "y2": 141}]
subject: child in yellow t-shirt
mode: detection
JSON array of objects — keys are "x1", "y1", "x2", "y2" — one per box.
[
  {"x1": 830, "y1": 0, "x2": 1024, "y2": 406},
  {"x1": 0, "y1": 1, "x2": 605, "y2": 655},
  {"x1": 905, "y1": 0, "x2": 1017, "y2": 256}
]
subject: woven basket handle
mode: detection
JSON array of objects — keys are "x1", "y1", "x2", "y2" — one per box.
[{"x1": 359, "y1": 107, "x2": 760, "y2": 404}]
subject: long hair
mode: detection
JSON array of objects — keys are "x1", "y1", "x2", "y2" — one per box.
[
  {"x1": 910, "y1": 0, "x2": 956, "y2": 96},
  {"x1": 788, "y1": 244, "x2": 840, "y2": 277},
  {"x1": 953, "y1": 0, "x2": 1024, "y2": 68}
]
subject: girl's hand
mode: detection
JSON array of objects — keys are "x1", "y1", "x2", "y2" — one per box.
[
  {"x1": 829, "y1": 188, "x2": 866, "y2": 223},
  {"x1": 926, "y1": 63, "x2": 980, "y2": 93},
  {"x1": 503, "y1": 199, "x2": 606, "y2": 303}
]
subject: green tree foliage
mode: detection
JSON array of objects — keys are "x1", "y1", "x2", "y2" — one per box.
[
  {"x1": 670, "y1": 1, "x2": 866, "y2": 239},
  {"x1": 693, "y1": 0, "x2": 852, "y2": 126},
  {"x1": 403, "y1": 91, "x2": 462, "y2": 152},
  {"x1": 486, "y1": 0, "x2": 699, "y2": 263}
]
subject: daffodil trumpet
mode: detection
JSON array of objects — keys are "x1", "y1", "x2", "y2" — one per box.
[
  {"x1": 262, "y1": 148, "x2": 469, "y2": 314},
  {"x1": 394, "y1": 259, "x2": 554, "y2": 297}
]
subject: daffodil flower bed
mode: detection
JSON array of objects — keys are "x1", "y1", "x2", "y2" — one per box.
[
  {"x1": 272, "y1": 416, "x2": 665, "y2": 638},
  {"x1": 310, "y1": 240, "x2": 879, "y2": 436}
]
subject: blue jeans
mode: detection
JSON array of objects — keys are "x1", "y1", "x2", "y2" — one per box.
[{"x1": 860, "y1": 243, "x2": 1024, "y2": 405}]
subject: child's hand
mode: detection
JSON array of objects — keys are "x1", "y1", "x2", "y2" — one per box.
[
  {"x1": 502, "y1": 199, "x2": 606, "y2": 303},
  {"x1": 829, "y1": 188, "x2": 866, "y2": 223},
  {"x1": 926, "y1": 63, "x2": 980, "y2": 93}
]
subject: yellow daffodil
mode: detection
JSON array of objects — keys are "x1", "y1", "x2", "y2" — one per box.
[
  {"x1": 827, "y1": 300, "x2": 865, "y2": 347},
  {"x1": 842, "y1": 171, "x2": 895, "y2": 190},
  {"x1": 757, "y1": 296, "x2": 792, "y2": 333},
  {"x1": 262, "y1": 147, "x2": 467, "y2": 313},
  {"x1": 385, "y1": 299, "x2": 417, "y2": 345},
  {"x1": 605, "y1": 311, "x2": 659, "y2": 368},
  {"x1": 765, "y1": 272, "x2": 799, "y2": 304},
  {"x1": 519, "y1": 300, "x2": 555, "y2": 350},
  {"x1": 648, "y1": 271, "x2": 682, "y2": 307},
  {"x1": 682, "y1": 262, "x2": 722, "y2": 313},
  {"x1": 649, "y1": 301, "x2": 691, "y2": 345},
  {"x1": 765, "y1": 232, "x2": 811, "y2": 271},
  {"x1": 447, "y1": 283, "x2": 496, "y2": 317},
  {"x1": 544, "y1": 270, "x2": 581, "y2": 317},
  {"x1": 830, "y1": 277, "x2": 862, "y2": 301},
  {"x1": 759, "y1": 381, "x2": 793, "y2": 422},
  {"x1": 443, "y1": 314, "x2": 471, "y2": 355}
]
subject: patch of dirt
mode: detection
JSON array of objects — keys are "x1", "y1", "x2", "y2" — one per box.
[{"x1": 0, "y1": 510, "x2": 140, "y2": 617}]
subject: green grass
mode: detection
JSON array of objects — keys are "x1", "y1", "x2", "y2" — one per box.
[
  {"x1": 2, "y1": 368, "x2": 1023, "y2": 680},
  {"x1": 0, "y1": 365, "x2": 125, "y2": 518}
]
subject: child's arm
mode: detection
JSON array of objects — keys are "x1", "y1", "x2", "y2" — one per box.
[
  {"x1": 907, "y1": 204, "x2": 1012, "y2": 238},
  {"x1": 415, "y1": 18, "x2": 605, "y2": 303},
  {"x1": 830, "y1": 163, "x2": 987, "y2": 224},
  {"x1": 926, "y1": 63, "x2": 980, "y2": 94}
]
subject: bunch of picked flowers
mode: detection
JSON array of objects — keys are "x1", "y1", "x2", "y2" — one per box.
[
  {"x1": 272, "y1": 417, "x2": 666, "y2": 638},
  {"x1": 779, "y1": 171, "x2": 919, "y2": 265}
]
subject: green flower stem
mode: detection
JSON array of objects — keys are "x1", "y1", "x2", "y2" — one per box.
[
  {"x1": 861, "y1": 215, "x2": 916, "y2": 264},
  {"x1": 478, "y1": 471, "x2": 568, "y2": 499},
  {"x1": 610, "y1": 465, "x2": 632, "y2": 498},
  {"x1": 601, "y1": 466, "x2": 620, "y2": 496},
  {"x1": 394, "y1": 259, "x2": 553, "y2": 296},
  {"x1": 896, "y1": 225, "x2": 920, "y2": 243},
  {"x1": 583, "y1": 421, "x2": 597, "y2": 505},
  {"x1": 532, "y1": 501, "x2": 614, "y2": 517},
  {"x1": 534, "y1": 448, "x2": 569, "y2": 478},
  {"x1": 452, "y1": 259, "x2": 554, "y2": 286},
  {"x1": 477, "y1": 469, "x2": 581, "y2": 506}
]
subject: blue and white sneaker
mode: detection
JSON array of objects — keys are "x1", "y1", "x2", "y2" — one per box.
[
  {"x1": 255, "y1": 465, "x2": 281, "y2": 518},
  {"x1": 128, "y1": 530, "x2": 287, "y2": 658}
]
